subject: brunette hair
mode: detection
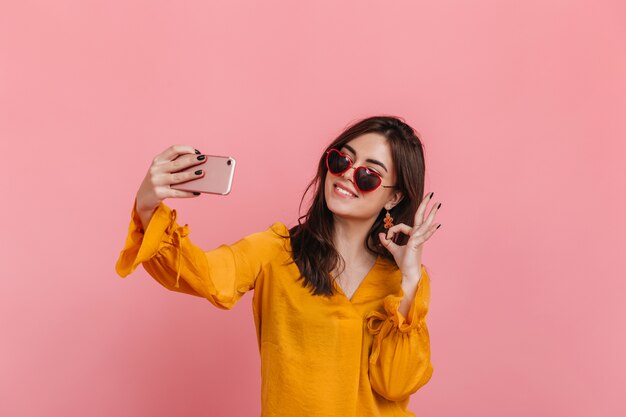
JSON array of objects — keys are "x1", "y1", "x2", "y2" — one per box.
[{"x1": 286, "y1": 115, "x2": 426, "y2": 297}]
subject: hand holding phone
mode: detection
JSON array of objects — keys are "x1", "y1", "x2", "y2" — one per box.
[
  {"x1": 135, "y1": 145, "x2": 214, "y2": 229},
  {"x1": 134, "y1": 145, "x2": 235, "y2": 231}
]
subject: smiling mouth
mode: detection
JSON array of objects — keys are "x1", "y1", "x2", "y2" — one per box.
[{"x1": 334, "y1": 184, "x2": 357, "y2": 198}]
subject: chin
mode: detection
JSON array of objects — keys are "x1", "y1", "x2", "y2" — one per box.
[
  {"x1": 325, "y1": 192, "x2": 363, "y2": 221},
  {"x1": 324, "y1": 192, "x2": 345, "y2": 218}
]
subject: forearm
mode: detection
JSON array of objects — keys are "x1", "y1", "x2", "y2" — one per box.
[
  {"x1": 135, "y1": 200, "x2": 158, "y2": 232},
  {"x1": 399, "y1": 271, "x2": 421, "y2": 319}
]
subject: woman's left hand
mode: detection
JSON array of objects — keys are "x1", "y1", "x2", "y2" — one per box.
[{"x1": 378, "y1": 192, "x2": 441, "y2": 281}]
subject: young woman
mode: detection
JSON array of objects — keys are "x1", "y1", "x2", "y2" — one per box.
[{"x1": 116, "y1": 115, "x2": 441, "y2": 416}]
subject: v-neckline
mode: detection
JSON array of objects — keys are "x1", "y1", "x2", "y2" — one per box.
[{"x1": 331, "y1": 255, "x2": 382, "y2": 303}]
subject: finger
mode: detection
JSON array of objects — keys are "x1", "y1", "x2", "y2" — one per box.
[
  {"x1": 414, "y1": 200, "x2": 441, "y2": 236},
  {"x1": 154, "y1": 144, "x2": 198, "y2": 164},
  {"x1": 413, "y1": 191, "x2": 434, "y2": 228},
  {"x1": 168, "y1": 167, "x2": 206, "y2": 185},
  {"x1": 408, "y1": 222, "x2": 440, "y2": 249},
  {"x1": 378, "y1": 232, "x2": 399, "y2": 255},
  {"x1": 384, "y1": 223, "x2": 412, "y2": 240},
  {"x1": 421, "y1": 201, "x2": 441, "y2": 230},
  {"x1": 151, "y1": 168, "x2": 206, "y2": 186},
  {"x1": 420, "y1": 223, "x2": 441, "y2": 243},
  {"x1": 162, "y1": 153, "x2": 207, "y2": 175},
  {"x1": 164, "y1": 188, "x2": 203, "y2": 199}
]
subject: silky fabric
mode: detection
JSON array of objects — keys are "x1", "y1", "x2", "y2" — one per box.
[{"x1": 115, "y1": 199, "x2": 433, "y2": 417}]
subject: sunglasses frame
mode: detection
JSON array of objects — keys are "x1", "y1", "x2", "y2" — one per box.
[{"x1": 325, "y1": 149, "x2": 397, "y2": 193}]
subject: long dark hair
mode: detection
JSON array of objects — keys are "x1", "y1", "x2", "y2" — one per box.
[{"x1": 285, "y1": 115, "x2": 426, "y2": 297}]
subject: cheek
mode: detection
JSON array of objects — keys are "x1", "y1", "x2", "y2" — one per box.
[
  {"x1": 323, "y1": 176, "x2": 335, "y2": 201},
  {"x1": 364, "y1": 195, "x2": 386, "y2": 211},
  {"x1": 324, "y1": 175, "x2": 332, "y2": 192},
  {"x1": 367, "y1": 191, "x2": 394, "y2": 210}
]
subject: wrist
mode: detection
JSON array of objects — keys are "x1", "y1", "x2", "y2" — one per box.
[{"x1": 135, "y1": 197, "x2": 159, "y2": 215}]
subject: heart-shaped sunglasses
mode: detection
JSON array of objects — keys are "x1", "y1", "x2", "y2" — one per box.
[{"x1": 325, "y1": 148, "x2": 397, "y2": 193}]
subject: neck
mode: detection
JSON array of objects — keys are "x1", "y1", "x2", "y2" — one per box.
[{"x1": 332, "y1": 215, "x2": 377, "y2": 264}]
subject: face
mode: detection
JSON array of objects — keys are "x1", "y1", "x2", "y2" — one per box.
[{"x1": 324, "y1": 132, "x2": 403, "y2": 224}]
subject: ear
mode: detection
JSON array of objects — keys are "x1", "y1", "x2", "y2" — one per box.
[{"x1": 385, "y1": 190, "x2": 404, "y2": 210}]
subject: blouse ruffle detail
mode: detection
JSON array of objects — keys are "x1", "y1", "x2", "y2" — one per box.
[
  {"x1": 363, "y1": 267, "x2": 433, "y2": 401},
  {"x1": 164, "y1": 208, "x2": 190, "y2": 289},
  {"x1": 365, "y1": 265, "x2": 430, "y2": 366}
]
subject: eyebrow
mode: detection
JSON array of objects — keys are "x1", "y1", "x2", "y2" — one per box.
[{"x1": 342, "y1": 144, "x2": 389, "y2": 173}]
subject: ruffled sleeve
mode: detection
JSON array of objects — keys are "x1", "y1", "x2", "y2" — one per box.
[
  {"x1": 365, "y1": 264, "x2": 434, "y2": 401},
  {"x1": 115, "y1": 197, "x2": 287, "y2": 310}
]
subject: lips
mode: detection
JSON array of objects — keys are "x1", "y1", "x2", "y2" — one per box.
[{"x1": 334, "y1": 182, "x2": 358, "y2": 198}]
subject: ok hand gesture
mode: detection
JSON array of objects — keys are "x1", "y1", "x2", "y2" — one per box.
[{"x1": 378, "y1": 192, "x2": 441, "y2": 281}]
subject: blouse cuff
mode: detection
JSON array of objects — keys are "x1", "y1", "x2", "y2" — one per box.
[{"x1": 115, "y1": 198, "x2": 190, "y2": 286}]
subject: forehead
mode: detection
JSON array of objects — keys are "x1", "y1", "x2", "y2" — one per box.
[{"x1": 342, "y1": 133, "x2": 392, "y2": 163}]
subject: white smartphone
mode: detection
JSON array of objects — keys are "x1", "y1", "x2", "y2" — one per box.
[{"x1": 170, "y1": 155, "x2": 236, "y2": 195}]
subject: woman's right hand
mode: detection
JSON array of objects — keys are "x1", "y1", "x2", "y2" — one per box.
[{"x1": 134, "y1": 145, "x2": 207, "y2": 228}]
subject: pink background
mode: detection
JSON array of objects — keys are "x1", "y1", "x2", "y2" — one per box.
[{"x1": 1, "y1": 1, "x2": 625, "y2": 416}]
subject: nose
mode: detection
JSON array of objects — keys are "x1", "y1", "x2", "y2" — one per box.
[{"x1": 341, "y1": 166, "x2": 356, "y2": 185}]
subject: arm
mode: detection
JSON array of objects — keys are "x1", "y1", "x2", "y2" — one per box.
[
  {"x1": 115, "y1": 197, "x2": 283, "y2": 310},
  {"x1": 398, "y1": 271, "x2": 421, "y2": 318},
  {"x1": 365, "y1": 265, "x2": 434, "y2": 401},
  {"x1": 135, "y1": 200, "x2": 158, "y2": 234}
]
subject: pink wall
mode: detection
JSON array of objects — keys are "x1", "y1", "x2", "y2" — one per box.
[{"x1": 1, "y1": 1, "x2": 624, "y2": 416}]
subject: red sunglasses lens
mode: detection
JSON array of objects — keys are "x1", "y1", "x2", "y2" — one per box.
[
  {"x1": 326, "y1": 149, "x2": 382, "y2": 192},
  {"x1": 326, "y1": 149, "x2": 350, "y2": 174},
  {"x1": 354, "y1": 167, "x2": 381, "y2": 192}
]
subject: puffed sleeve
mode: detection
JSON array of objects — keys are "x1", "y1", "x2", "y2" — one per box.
[
  {"x1": 115, "y1": 197, "x2": 286, "y2": 310},
  {"x1": 365, "y1": 264, "x2": 433, "y2": 402}
]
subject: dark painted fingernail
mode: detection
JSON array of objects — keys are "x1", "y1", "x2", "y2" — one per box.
[
  {"x1": 194, "y1": 149, "x2": 201, "y2": 154},
  {"x1": 437, "y1": 203, "x2": 442, "y2": 209},
  {"x1": 193, "y1": 192, "x2": 200, "y2": 195},
  {"x1": 437, "y1": 224, "x2": 441, "y2": 229},
  {"x1": 429, "y1": 192, "x2": 434, "y2": 198},
  {"x1": 195, "y1": 170, "x2": 202, "y2": 175},
  {"x1": 197, "y1": 155, "x2": 205, "y2": 160}
]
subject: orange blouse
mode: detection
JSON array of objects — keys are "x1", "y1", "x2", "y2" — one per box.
[{"x1": 115, "y1": 199, "x2": 433, "y2": 416}]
